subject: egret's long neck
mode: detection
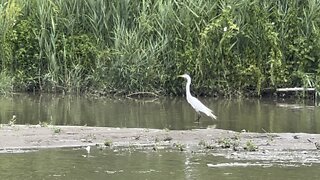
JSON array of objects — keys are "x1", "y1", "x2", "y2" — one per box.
[{"x1": 185, "y1": 77, "x2": 192, "y2": 98}]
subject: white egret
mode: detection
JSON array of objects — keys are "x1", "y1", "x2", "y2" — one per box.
[{"x1": 178, "y1": 74, "x2": 217, "y2": 121}]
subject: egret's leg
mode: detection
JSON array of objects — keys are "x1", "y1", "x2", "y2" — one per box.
[{"x1": 195, "y1": 113, "x2": 201, "y2": 122}]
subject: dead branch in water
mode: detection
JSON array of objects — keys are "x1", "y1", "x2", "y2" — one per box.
[{"x1": 126, "y1": 91, "x2": 159, "y2": 98}]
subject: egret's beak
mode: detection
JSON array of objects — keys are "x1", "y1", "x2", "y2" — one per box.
[{"x1": 177, "y1": 75, "x2": 183, "y2": 78}]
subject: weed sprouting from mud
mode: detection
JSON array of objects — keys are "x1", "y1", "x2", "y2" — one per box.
[
  {"x1": 173, "y1": 143, "x2": 185, "y2": 151},
  {"x1": 38, "y1": 121, "x2": 49, "y2": 127},
  {"x1": 218, "y1": 138, "x2": 233, "y2": 148},
  {"x1": 218, "y1": 136, "x2": 241, "y2": 151},
  {"x1": 244, "y1": 140, "x2": 258, "y2": 151},
  {"x1": 164, "y1": 128, "x2": 170, "y2": 132},
  {"x1": 262, "y1": 128, "x2": 275, "y2": 145},
  {"x1": 8, "y1": 115, "x2": 16, "y2": 126},
  {"x1": 198, "y1": 140, "x2": 215, "y2": 149},
  {"x1": 104, "y1": 139, "x2": 113, "y2": 147},
  {"x1": 53, "y1": 127, "x2": 61, "y2": 134}
]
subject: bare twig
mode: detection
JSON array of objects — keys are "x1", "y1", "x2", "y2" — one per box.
[{"x1": 126, "y1": 91, "x2": 159, "y2": 98}]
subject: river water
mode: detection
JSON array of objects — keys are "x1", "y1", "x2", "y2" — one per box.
[
  {"x1": 1, "y1": 147, "x2": 320, "y2": 180},
  {"x1": 0, "y1": 93, "x2": 319, "y2": 179},
  {"x1": 0, "y1": 93, "x2": 319, "y2": 133}
]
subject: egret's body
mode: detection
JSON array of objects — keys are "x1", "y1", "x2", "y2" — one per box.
[{"x1": 178, "y1": 74, "x2": 217, "y2": 121}]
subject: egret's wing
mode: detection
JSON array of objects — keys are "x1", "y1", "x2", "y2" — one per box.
[{"x1": 187, "y1": 96, "x2": 217, "y2": 119}]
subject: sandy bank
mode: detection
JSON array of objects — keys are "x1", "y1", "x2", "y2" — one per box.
[{"x1": 1, "y1": 125, "x2": 320, "y2": 163}]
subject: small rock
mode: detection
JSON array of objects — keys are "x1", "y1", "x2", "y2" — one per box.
[
  {"x1": 152, "y1": 146, "x2": 157, "y2": 151},
  {"x1": 293, "y1": 135, "x2": 299, "y2": 139},
  {"x1": 233, "y1": 145, "x2": 240, "y2": 151},
  {"x1": 230, "y1": 152, "x2": 238, "y2": 156},
  {"x1": 301, "y1": 151, "x2": 308, "y2": 154},
  {"x1": 163, "y1": 136, "x2": 173, "y2": 141},
  {"x1": 133, "y1": 135, "x2": 140, "y2": 140},
  {"x1": 315, "y1": 142, "x2": 320, "y2": 150}
]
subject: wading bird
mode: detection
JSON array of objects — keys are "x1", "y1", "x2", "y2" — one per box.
[{"x1": 178, "y1": 74, "x2": 217, "y2": 121}]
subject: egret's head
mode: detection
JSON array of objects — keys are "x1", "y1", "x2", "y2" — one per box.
[{"x1": 177, "y1": 73, "x2": 190, "y2": 79}]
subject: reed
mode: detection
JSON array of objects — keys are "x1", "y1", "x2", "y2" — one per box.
[{"x1": 0, "y1": 0, "x2": 319, "y2": 96}]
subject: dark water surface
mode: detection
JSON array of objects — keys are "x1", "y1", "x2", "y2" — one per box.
[
  {"x1": 1, "y1": 94, "x2": 320, "y2": 179},
  {"x1": 0, "y1": 93, "x2": 319, "y2": 133},
  {"x1": 0, "y1": 147, "x2": 319, "y2": 180}
]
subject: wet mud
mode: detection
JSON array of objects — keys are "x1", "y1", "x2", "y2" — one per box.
[{"x1": 1, "y1": 125, "x2": 320, "y2": 163}]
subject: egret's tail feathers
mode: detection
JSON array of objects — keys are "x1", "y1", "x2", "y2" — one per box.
[
  {"x1": 208, "y1": 112, "x2": 217, "y2": 120},
  {"x1": 201, "y1": 107, "x2": 217, "y2": 120}
]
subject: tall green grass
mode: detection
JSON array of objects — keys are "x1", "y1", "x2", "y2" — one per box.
[{"x1": 0, "y1": 0, "x2": 320, "y2": 96}]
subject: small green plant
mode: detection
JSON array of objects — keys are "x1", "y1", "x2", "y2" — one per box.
[
  {"x1": 218, "y1": 137, "x2": 240, "y2": 150},
  {"x1": 38, "y1": 121, "x2": 48, "y2": 127},
  {"x1": 262, "y1": 128, "x2": 275, "y2": 145},
  {"x1": 8, "y1": 115, "x2": 16, "y2": 126},
  {"x1": 104, "y1": 139, "x2": 112, "y2": 147},
  {"x1": 198, "y1": 140, "x2": 214, "y2": 149},
  {"x1": 174, "y1": 143, "x2": 185, "y2": 151},
  {"x1": 53, "y1": 127, "x2": 61, "y2": 134},
  {"x1": 244, "y1": 140, "x2": 258, "y2": 151},
  {"x1": 218, "y1": 138, "x2": 232, "y2": 148},
  {"x1": 164, "y1": 128, "x2": 170, "y2": 132}
]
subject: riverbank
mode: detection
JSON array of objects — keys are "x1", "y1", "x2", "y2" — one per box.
[{"x1": 1, "y1": 125, "x2": 320, "y2": 163}]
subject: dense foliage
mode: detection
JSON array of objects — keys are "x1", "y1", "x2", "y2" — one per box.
[{"x1": 0, "y1": 0, "x2": 319, "y2": 96}]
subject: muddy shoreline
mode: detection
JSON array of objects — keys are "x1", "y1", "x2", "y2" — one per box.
[{"x1": 1, "y1": 125, "x2": 320, "y2": 163}]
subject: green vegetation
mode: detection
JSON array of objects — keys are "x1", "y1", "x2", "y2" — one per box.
[
  {"x1": 173, "y1": 142, "x2": 185, "y2": 151},
  {"x1": 104, "y1": 139, "x2": 112, "y2": 147},
  {"x1": 198, "y1": 140, "x2": 215, "y2": 149},
  {"x1": 244, "y1": 140, "x2": 258, "y2": 151},
  {"x1": 218, "y1": 137, "x2": 233, "y2": 148},
  {"x1": 38, "y1": 121, "x2": 49, "y2": 127},
  {"x1": 218, "y1": 136, "x2": 241, "y2": 150},
  {"x1": 8, "y1": 115, "x2": 16, "y2": 126},
  {"x1": 53, "y1": 127, "x2": 61, "y2": 133},
  {"x1": 0, "y1": 0, "x2": 320, "y2": 96}
]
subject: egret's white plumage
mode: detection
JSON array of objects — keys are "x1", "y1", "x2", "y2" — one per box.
[{"x1": 178, "y1": 74, "x2": 217, "y2": 120}]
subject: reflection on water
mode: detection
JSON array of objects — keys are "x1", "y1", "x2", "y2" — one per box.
[
  {"x1": 0, "y1": 94, "x2": 319, "y2": 133},
  {"x1": 0, "y1": 148, "x2": 320, "y2": 180},
  {"x1": 1, "y1": 94, "x2": 320, "y2": 179}
]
